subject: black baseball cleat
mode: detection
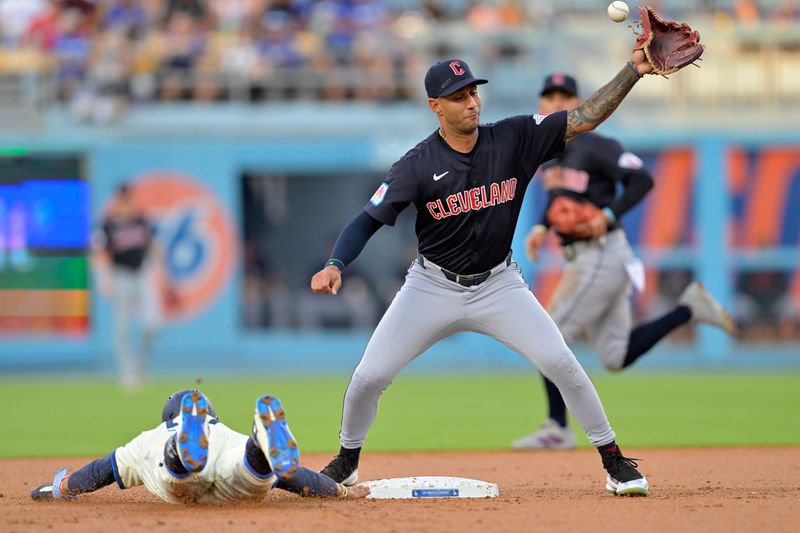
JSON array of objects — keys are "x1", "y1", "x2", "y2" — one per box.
[
  {"x1": 600, "y1": 446, "x2": 649, "y2": 496},
  {"x1": 321, "y1": 452, "x2": 359, "y2": 486},
  {"x1": 31, "y1": 483, "x2": 55, "y2": 501},
  {"x1": 31, "y1": 467, "x2": 71, "y2": 501}
]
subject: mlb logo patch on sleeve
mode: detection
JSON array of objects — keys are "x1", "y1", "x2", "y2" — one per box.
[
  {"x1": 370, "y1": 182, "x2": 389, "y2": 206},
  {"x1": 532, "y1": 113, "x2": 551, "y2": 125}
]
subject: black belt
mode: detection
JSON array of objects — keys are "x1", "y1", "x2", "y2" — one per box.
[{"x1": 417, "y1": 252, "x2": 512, "y2": 287}]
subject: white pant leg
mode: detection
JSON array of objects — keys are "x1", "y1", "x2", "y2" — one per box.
[
  {"x1": 137, "y1": 264, "x2": 161, "y2": 377},
  {"x1": 465, "y1": 264, "x2": 616, "y2": 447},
  {"x1": 591, "y1": 283, "x2": 633, "y2": 371},
  {"x1": 111, "y1": 268, "x2": 137, "y2": 385},
  {"x1": 199, "y1": 432, "x2": 276, "y2": 504},
  {"x1": 549, "y1": 233, "x2": 633, "y2": 347},
  {"x1": 137, "y1": 262, "x2": 162, "y2": 330},
  {"x1": 116, "y1": 422, "x2": 274, "y2": 505},
  {"x1": 115, "y1": 422, "x2": 214, "y2": 504},
  {"x1": 340, "y1": 263, "x2": 465, "y2": 449}
]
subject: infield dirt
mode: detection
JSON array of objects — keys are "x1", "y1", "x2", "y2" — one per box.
[{"x1": 2, "y1": 448, "x2": 798, "y2": 532}]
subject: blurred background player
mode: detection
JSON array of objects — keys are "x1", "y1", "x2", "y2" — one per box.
[
  {"x1": 92, "y1": 183, "x2": 166, "y2": 391},
  {"x1": 513, "y1": 74, "x2": 739, "y2": 451},
  {"x1": 31, "y1": 389, "x2": 368, "y2": 503}
]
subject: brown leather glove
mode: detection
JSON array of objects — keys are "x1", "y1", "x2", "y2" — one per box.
[
  {"x1": 634, "y1": 6, "x2": 704, "y2": 76},
  {"x1": 546, "y1": 196, "x2": 603, "y2": 238}
]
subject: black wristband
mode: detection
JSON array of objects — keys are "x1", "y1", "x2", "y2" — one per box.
[
  {"x1": 326, "y1": 259, "x2": 345, "y2": 271},
  {"x1": 626, "y1": 60, "x2": 644, "y2": 79}
]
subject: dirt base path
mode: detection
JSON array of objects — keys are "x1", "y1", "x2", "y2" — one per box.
[{"x1": 2, "y1": 448, "x2": 799, "y2": 533}]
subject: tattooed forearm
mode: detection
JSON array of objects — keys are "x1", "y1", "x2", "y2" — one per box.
[{"x1": 565, "y1": 65, "x2": 641, "y2": 140}]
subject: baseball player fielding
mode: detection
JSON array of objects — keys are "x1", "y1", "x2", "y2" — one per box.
[{"x1": 309, "y1": 3, "x2": 704, "y2": 500}]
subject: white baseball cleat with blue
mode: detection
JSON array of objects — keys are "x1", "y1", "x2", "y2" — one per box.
[
  {"x1": 176, "y1": 391, "x2": 211, "y2": 473},
  {"x1": 253, "y1": 395, "x2": 300, "y2": 480}
]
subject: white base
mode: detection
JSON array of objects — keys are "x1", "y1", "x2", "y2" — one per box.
[{"x1": 362, "y1": 476, "x2": 499, "y2": 499}]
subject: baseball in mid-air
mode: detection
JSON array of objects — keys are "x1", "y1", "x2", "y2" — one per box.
[{"x1": 607, "y1": 1, "x2": 629, "y2": 23}]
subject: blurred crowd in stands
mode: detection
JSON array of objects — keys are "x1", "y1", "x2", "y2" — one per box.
[{"x1": 0, "y1": 0, "x2": 799, "y2": 121}]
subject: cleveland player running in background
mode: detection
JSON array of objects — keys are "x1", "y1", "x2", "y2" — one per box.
[
  {"x1": 513, "y1": 73, "x2": 737, "y2": 450},
  {"x1": 310, "y1": 49, "x2": 668, "y2": 497}
]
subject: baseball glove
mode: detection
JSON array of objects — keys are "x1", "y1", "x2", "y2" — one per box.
[
  {"x1": 635, "y1": 6, "x2": 704, "y2": 76},
  {"x1": 546, "y1": 196, "x2": 603, "y2": 237}
]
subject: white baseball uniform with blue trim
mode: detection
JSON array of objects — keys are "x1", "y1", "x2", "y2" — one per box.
[{"x1": 113, "y1": 417, "x2": 275, "y2": 504}]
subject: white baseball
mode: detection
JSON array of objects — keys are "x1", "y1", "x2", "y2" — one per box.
[{"x1": 607, "y1": 1, "x2": 629, "y2": 23}]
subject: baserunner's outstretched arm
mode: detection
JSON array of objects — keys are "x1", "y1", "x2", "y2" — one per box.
[{"x1": 276, "y1": 467, "x2": 369, "y2": 498}]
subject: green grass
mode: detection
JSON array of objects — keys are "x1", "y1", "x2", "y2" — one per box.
[{"x1": 1, "y1": 373, "x2": 798, "y2": 458}]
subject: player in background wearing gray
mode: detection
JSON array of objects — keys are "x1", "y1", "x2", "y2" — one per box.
[
  {"x1": 31, "y1": 389, "x2": 368, "y2": 503},
  {"x1": 513, "y1": 73, "x2": 738, "y2": 450},
  {"x1": 310, "y1": 49, "x2": 673, "y2": 497},
  {"x1": 93, "y1": 183, "x2": 164, "y2": 391}
]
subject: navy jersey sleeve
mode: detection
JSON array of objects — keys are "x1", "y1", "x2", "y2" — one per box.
[
  {"x1": 515, "y1": 110, "x2": 568, "y2": 177},
  {"x1": 363, "y1": 158, "x2": 418, "y2": 226},
  {"x1": 591, "y1": 137, "x2": 654, "y2": 220}
]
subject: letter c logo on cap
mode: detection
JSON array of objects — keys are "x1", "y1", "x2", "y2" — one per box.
[{"x1": 450, "y1": 61, "x2": 465, "y2": 76}]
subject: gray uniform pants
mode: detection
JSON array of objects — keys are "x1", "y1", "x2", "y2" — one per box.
[
  {"x1": 111, "y1": 263, "x2": 161, "y2": 387},
  {"x1": 340, "y1": 256, "x2": 616, "y2": 449},
  {"x1": 549, "y1": 229, "x2": 635, "y2": 371}
]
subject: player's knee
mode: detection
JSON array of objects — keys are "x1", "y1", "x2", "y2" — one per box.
[
  {"x1": 554, "y1": 322, "x2": 579, "y2": 346},
  {"x1": 599, "y1": 353, "x2": 624, "y2": 372},
  {"x1": 598, "y1": 344, "x2": 627, "y2": 372},
  {"x1": 538, "y1": 347, "x2": 583, "y2": 388},
  {"x1": 349, "y1": 368, "x2": 393, "y2": 394},
  {"x1": 559, "y1": 331, "x2": 577, "y2": 346}
]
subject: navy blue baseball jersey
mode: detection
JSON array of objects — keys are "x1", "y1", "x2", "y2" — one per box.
[
  {"x1": 102, "y1": 216, "x2": 154, "y2": 270},
  {"x1": 365, "y1": 111, "x2": 567, "y2": 274},
  {"x1": 538, "y1": 132, "x2": 652, "y2": 245}
]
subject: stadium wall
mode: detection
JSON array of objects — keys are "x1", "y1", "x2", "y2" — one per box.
[{"x1": 1, "y1": 111, "x2": 799, "y2": 376}]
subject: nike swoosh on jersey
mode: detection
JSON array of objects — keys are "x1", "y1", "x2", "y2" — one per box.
[{"x1": 433, "y1": 171, "x2": 449, "y2": 181}]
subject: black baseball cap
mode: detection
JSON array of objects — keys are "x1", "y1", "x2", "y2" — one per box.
[
  {"x1": 540, "y1": 72, "x2": 579, "y2": 97},
  {"x1": 425, "y1": 59, "x2": 488, "y2": 98}
]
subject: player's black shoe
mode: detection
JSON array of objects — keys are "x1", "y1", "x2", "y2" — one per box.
[
  {"x1": 30, "y1": 467, "x2": 71, "y2": 501},
  {"x1": 321, "y1": 449, "x2": 359, "y2": 486},
  {"x1": 600, "y1": 445, "x2": 649, "y2": 496},
  {"x1": 31, "y1": 483, "x2": 55, "y2": 501}
]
